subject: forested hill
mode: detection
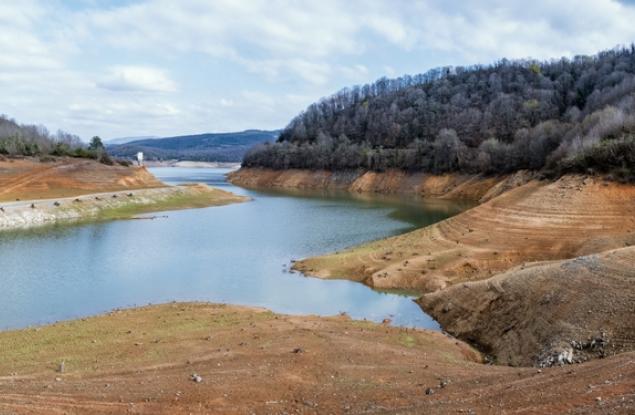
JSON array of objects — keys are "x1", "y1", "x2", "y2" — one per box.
[
  {"x1": 108, "y1": 130, "x2": 280, "y2": 162},
  {"x1": 244, "y1": 46, "x2": 635, "y2": 181}
]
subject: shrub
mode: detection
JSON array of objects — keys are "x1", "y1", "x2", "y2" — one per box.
[
  {"x1": 557, "y1": 136, "x2": 635, "y2": 181},
  {"x1": 38, "y1": 155, "x2": 56, "y2": 163},
  {"x1": 117, "y1": 159, "x2": 133, "y2": 167}
]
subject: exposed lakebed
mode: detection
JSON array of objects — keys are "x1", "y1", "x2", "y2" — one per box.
[{"x1": 0, "y1": 168, "x2": 470, "y2": 330}]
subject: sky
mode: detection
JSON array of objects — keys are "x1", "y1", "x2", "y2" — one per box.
[{"x1": 2, "y1": 0, "x2": 635, "y2": 140}]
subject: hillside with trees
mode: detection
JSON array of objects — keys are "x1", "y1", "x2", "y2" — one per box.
[
  {"x1": 0, "y1": 115, "x2": 113, "y2": 164},
  {"x1": 243, "y1": 46, "x2": 635, "y2": 181},
  {"x1": 108, "y1": 130, "x2": 280, "y2": 162}
]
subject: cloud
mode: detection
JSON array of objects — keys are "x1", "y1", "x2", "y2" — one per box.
[
  {"x1": 97, "y1": 66, "x2": 177, "y2": 93},
  {"x1": 0, "y1": 2, "x2": 62, "y2": 72},
  {"x1": 76, "y1": 1, "x2": 635, "y2": 84},
  {"x1": 411, "y1": 0, "x2": 635, "y2": 63},
  {"x1": 240, "y1": 58, "x2": 331, "y2": 85},
  {"x1": 2, "y1": 0, "x2": 635, "y2": 139}
]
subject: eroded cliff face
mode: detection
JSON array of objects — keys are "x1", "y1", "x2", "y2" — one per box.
[
  {"x1": 418, "y1": 246, "x2": 635, "y2": 366},
  {"x1": 228, "y1": 167, "x2": 535, "y2": 202}
]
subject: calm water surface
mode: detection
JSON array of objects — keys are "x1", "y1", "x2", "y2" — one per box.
[{"x1": 0, "y1": 168, "x2": 470, "y2": 330}]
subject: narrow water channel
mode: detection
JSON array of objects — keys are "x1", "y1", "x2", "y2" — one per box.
[{"x1": 0, "y1": 168, "x2": 470, "y2": 330}]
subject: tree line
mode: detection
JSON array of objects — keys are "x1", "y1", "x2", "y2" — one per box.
[
  {"x1": 244, "y1": 46, "x2": 635, "y2": 181},
  {"x1": 0, "y1": 115, "x2": 116, "y2": 165}
]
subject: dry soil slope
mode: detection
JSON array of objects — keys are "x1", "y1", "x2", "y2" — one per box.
[
  {"x1": 295, "y1": 175, "x2": 635, "y2": 292},
  {"x1": 0, "y1": 303, "x2": 633, "y2": 414},
  {"x1": 419, "y1": 246, "x2": 635, "y2": 367},
  {"x1": 293, "y1": 174, "x2": 635, "y2": 366},
  {"x1": 228, "y1": 167, "x2": 534, "y2": 200},
  {"x1": 0, "y1": 157, "x2": 163, "y2": 202}
]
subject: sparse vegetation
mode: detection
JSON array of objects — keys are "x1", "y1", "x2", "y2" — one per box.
[
  {"x1": 244, "y1": 46, "x2": 635, "y2": 181},
  {"x1": 0, "y1": 115, "x2": 114, "y2": 164}
]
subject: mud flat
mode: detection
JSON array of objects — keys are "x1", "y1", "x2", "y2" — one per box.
[
  {"x1": 294, "y1": 175, "x2": 635, "y2": 291},
  {"x1": 0, "y1": 302, "x2": 633, "y2": 414}
]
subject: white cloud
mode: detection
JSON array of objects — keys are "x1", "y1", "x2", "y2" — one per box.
[
  {"x1": 383, "y1": 65, "x2": 397, "y2": 77},
  {"x1": 98, "y1": 66, "x2": 177, "y2": 93},
  {"x1": 0, "y1": 2, "x2": 61, "y2": 72},
  {"x1": 241, "y1": 58, "x2": 331, "y2": 85},
  {"x1": 364, "y1": 15, "x2": 413, "y2": 47},
  {"x1": 75, "y1": 1, "x2": 635, "y2": 85},
  {"x1": 2, "y1": 0, "x2": 635, "y2": 139},
  {"x1": 412, "y1": 0, "x2": 635, "y2": 63}
]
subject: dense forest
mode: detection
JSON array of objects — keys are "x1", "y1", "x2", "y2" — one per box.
[
  {"x1": 244, "y1": 46, "x2": 635, "y2": 181},
  {"x1": 108, "y1": 130, "x2": 279, "y2": 162},
  {"x1": 0, "y1": 115, "x2": 114, "y2": 164}
]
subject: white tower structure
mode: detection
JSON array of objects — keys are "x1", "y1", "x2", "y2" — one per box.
[{"x1": 136, "y1": 152, "x2": 144, "y2": 166}]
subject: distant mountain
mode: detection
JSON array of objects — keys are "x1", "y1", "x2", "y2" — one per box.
[
  {"x1": 108, "y1": 130, "x2": 280, "y2": 162},
  {"x1": 106, "y1": 136, "x2": 158, "y2": 146}
]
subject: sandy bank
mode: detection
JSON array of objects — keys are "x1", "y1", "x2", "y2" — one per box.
[
  {"x1": 0, "y1": 184, "x2": 247, "y2": 232},
  {"x1": 0, "y1": 302, "x2": 632, "y2": 414},
  {"x1": 0, "y1": 157, "x2": 248, "y2": 231}
]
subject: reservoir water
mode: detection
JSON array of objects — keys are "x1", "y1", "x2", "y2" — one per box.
[{"x1": 0, "y1": 168, "x2": 469, "y2": 331}]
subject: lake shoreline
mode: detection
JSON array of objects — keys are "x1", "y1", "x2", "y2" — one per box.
[
  {"x1": 1, "y1": 301, "x2": 632, "y2": 414},
  {"x1": 228, "y1": 166, "x2": 534, "y2": 202},
  {"x1": 145, "y1": 160, "x2": 241, "y2": 169},
  {"x1": 0, "y1": 184, "x2": 248, "y2": 232},
  {"x1": 231, "y1": 167, "x2": 635, "y2": 368},
  {"x1": 2, "y1": 166, "x2": 448, "y2": 331},
  {"x1": 0, "y1": 158, "x2": 248, "y2": 232},
  {"x1": 2, "y1": 167, "x2": 634, "y2": 413}
]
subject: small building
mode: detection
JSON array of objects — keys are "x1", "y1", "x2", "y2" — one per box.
[{"x1": 136, "y1": 152, "x2": 144, "y2": 166}]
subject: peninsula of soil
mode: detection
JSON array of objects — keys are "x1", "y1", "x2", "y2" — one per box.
[{"x1": 0, "y1": 157, "x2": 247, "y2": 231}]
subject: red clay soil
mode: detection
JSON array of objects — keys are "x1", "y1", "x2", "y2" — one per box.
[
  {"x1": 0, "y1": 157, "x2": 164, "y2": 202},
  {"x1": 294, "y1": 175, "x2": 635, "y2": 293},
  {"x1": 228, "y1": 167, "x2": 532, "y2": 201},
  {"x1": 0, "y1": 303, "x2": 633, "y2": 414}
]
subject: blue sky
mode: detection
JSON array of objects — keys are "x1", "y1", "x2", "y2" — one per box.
[{"x1": 2, "y1": 0, "x2": 635, "y2": 140}]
